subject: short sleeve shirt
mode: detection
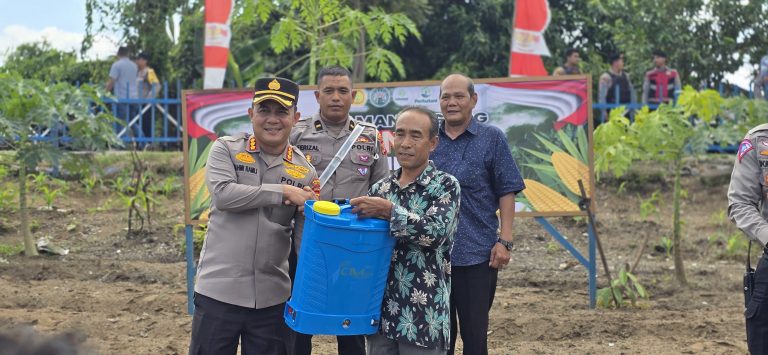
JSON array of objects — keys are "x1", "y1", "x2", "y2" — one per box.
[
  {"x1": 430, "y1": 119, "x2": 525, "y2": 266},
  {"x1": 109, "y1": 57, "x2": 139, "y2": 99}
]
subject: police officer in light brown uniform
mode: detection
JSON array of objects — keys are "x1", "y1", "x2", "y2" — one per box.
[
  {"x1": 728, "y1": 123, "x2": 768, "y2": 354},
  {"x1": 288, "y1": 66, "x2": 389, "y2": 355},
  {"x1": 189, "y1": 77, "x2": 318, "y2": 355}
]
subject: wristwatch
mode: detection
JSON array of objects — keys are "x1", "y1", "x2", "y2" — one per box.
[{"x1": 496, "y1": 238, "x2": 513, "y2": 251}]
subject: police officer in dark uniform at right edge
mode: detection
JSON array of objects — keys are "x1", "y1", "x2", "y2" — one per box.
[{"x1": 728, "y1": 123, "x2": 768, "y2": 354}]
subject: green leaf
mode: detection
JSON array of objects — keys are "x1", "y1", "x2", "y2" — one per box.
[
  {"x1": 189, "y1": 138, "x2": 198, "y2": 170},
  {"x1": 576, "y1": 125, "x2": 589, "y2": 163},
  {"x1": 597, "y1": 288, "x2": 614, "y2": 308},
  {"x1": 522, "y1": 163, "x2": 557, "y2": 174},
  {"x1": 195, "y1": 140, "x2": 214, "y2": 172},
  {"x1": 533, "y1": 132, "x2": 565, "y2": 154},
  {"x1": 557, "y1": 129, "x2": 584, "y2": 163},
  {"x1": 521, "y1": 148, "x2": 553, "y2": 163},
  {"x1": 613, "y1": 287, "x2": 624, "y2": 306}
]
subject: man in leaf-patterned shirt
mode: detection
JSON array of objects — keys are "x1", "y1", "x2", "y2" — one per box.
[{"x1": 351, "y1": 106, "x2": 460, "y2": 354}]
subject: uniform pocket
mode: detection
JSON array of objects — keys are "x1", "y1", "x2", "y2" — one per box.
[
  {"x1": 304, "y1": 152, "x2": 321, "y2": 167},
  {"x1": 267, "y1": 205, "x2": 296, "y2": 226}
]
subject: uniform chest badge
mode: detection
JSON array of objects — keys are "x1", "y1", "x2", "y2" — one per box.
[
  {"x1": 357, "y1": 136, "x2": 373, "y2": 143},
  {"x1": 357, "y1": 167, "x2": 369, "y2": 176},
  {"x1": 359, "y1": 154, "x2": 371, "y2": 163},
  {"x1": 285, "y1": 169, "x2": 307, "y2": 179},
  {"x1": 284, "y1": 162, "x2": 309, "y2": 179},
  {"x1": 236, "y1": 152, "x2": 256, "y2": 164}
]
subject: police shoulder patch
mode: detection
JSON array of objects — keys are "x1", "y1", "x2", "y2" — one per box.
[
  {"x1": 738, "y1": 138, "x2": 754, "y2": 163},
  {"x1": 377, "y1": 131, "x2": 388, "y2": 156},
  {"x1": 311, "y1": 178, "x2": 321, "y2": 197}
]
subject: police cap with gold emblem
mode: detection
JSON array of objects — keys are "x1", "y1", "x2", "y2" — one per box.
[{"x1": 252, "y1": 77, "x2": 300, "y2": 108}]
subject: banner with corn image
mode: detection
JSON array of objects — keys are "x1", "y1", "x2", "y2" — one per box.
[
  {"x1": 182, "y1": 76, "x2": 593, "y2": 221},
  {"x1": 187, "y1": 138, "x2": 213, "y2": 222},
  {"x1": 516, "y1": 124, "x2": 593, "y2": 215}
]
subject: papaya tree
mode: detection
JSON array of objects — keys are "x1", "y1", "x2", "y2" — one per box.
[
  {"x1": 594, "y1": 87, "x2": 726, "y2": 286},
  {"x1": 0, "y1": 74, "x2": 121, "y2": 256},
  {"x1": 248, "y1": 0, "x2": 420, "y2": 84}
]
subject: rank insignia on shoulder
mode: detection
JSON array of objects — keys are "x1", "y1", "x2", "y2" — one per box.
[
  {"x1": 738, "y1": 139, "x2": 754, "y2": 162},
  {"x1": 285, "y1": 146, "x2": 293, "y2": 162},
  {"x1": 246, "y1": 135, "x2": 259, "y2": 153}
]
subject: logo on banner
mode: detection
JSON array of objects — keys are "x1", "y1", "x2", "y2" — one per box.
[
  {"x1": 393, "y1": 88, "x2": 409, "y2": 104},
  {"x1": 204, "y1": 23, "x2": 232, "y2": 47},
  {"x1": 353, "y1": 90, "x2": 367, "y2": 106},
  {"x1": 369, "y1": 88, "x2": 391, "y2": 108},
  {"x1": 414, "y1": 86, "x2": 438, "y2": 104},
  {"x1": 512, "y1": 29, "x2": 551, "y2": 56}
]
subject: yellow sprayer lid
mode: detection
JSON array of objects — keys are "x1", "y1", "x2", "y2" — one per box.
[{"x1": 313, "y1": 201, "x2": 341, "y2": 216}]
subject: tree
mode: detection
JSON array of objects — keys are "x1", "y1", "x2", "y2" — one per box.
[
  {"x1": 84, "y1": 0, "x2": 188, "y2": 80},
  {"x1": 392, "y1": 0, "x2": 515, "y2": 80},
  {"x1": 594, "y1": 87, "x2": 736, "y2": 286},
  {"x1": 248, "y1": 0, "x2": 421, "y2": 84},
  {"x1": 0, "y1": 74, "x2": 121, "y2": 256},
  {"x1": 589, "y1": 0, "x2": 768, "y2": 87},
  {"x1": 1, "y1": 41, "x2": 112, "y2": 85}
]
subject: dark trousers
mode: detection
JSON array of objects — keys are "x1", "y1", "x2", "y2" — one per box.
[
  {"x1": 289, "y1": 244, "x2": 366, "y2": 355},
  {"x1": 449, "y1": 262, "x2": 499, "y2": 355},
  {"x1": 140, "y1": 107, "x2": 154, "y2": 140},
  {"x1": 747, "y1": 253, "x2": 768, "y2": 354},
  {"x1": 189, "y1": 293, "x2": 290, "y2": 355}
]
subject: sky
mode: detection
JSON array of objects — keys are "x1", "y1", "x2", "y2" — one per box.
[
  {"x1": 0, "y1": 0, "x2": 756, "y2": 88},
  {"x1": 0, "y1": 0, "x2": 117, "y2": 64}
]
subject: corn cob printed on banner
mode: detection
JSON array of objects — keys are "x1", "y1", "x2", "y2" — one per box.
[{"x1": 182, "y1": 76, "x2": 593, "y2": 223}]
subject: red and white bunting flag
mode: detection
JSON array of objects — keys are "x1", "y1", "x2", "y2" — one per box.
[
  {"x1": 509, "y1": 0, "x2": 551, "y2": 76},
  {"x1": 203, "y1": 0, "x2": 234, "y2": 89}
]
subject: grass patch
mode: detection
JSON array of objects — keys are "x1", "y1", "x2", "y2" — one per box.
[{"x1": 0, "y1": 243, "x2": 24, "y2": 256}]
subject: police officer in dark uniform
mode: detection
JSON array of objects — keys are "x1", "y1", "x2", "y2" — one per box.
[
  {"x1": 728, "y1": 123, "x2": 768, "y2": 354},
  {"x1": 189, "y1": 77, "x2": 318, "y2": 355}
]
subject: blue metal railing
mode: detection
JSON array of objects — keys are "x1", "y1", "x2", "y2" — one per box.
[
  {"x1": 100, "y1": 80, "x2": 183, "y2": 146},
  {"x1": 19, "y1": 80, "x2": 767, "y2": 151}
]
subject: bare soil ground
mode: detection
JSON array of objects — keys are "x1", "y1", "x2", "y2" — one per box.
[{"x1": 0, "y1": 153, "x2": 750, "y2": 354}]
